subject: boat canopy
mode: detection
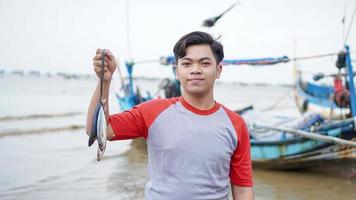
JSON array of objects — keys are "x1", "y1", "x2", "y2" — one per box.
[{"x1": 160, "y1": 55, "x2": 290, "y2": 66}]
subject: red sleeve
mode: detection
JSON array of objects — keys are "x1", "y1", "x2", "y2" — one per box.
[
  {"x1": 223, "y1": 107, "x2": 253, "y2": 187},
  {"x1": 108, "y1": 98, "x2": 177, "y2": 141},
  {"x1": 108, "y1": 104, "x2": 147, "y2": 140}
]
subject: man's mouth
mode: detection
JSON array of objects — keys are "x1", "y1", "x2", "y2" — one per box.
[
  {"x1": 188, "y1": 78, "x2": 204, "y2": 84},
  {"x1": 188, "y1": 78, "x2": 204, "y2": 81}
]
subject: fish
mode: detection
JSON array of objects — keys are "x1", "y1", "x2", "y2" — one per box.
[
  {"x1": 88, "y1": 103, "x2": 100, "y2": 147},
  {"x1": 96, "y1": 101, "x2": 107, "y2": 161},
  {"x1": 88, "y1": 49, "x2": 107, "y2": 161}
]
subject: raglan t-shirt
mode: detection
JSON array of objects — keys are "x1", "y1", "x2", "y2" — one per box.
[{"x1": 108, "y1": 96, "x2": 253, "y2": 200}]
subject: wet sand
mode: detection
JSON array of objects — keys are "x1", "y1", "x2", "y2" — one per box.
[{"x1": 124, "y1": 138, "x2": 356, "y2": 200}]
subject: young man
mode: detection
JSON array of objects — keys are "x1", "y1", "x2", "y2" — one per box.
[{"x1": 86, "y1": 31, "x2": 254, "y2": 200}]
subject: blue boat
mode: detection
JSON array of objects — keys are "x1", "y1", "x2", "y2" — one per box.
[
  {"x1": 241, "y1": 46, "x2": 356, "y2": 177},
  {"x1": 213, "y1": 47, "x2": 356, "y2": 177},
  {"x1": 239, "y1": 107, "x2": 355, "y2": 175},
  {"x1": 117, "y1": 49, "x2": 356, "y2": 178},
  {"x1": 293, "y1": 65, "x2": 352, "y2": 120},
  {"x1": 115, "y1": 61, "x2": 152, "y2": 111}
]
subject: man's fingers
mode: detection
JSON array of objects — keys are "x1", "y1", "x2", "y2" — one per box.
[
  {"x1": 94, "y1": 66, "x2": 101, "y2": 74},
  {"x1": 92, "y1": 49, "x2": 114, "y2": 81},
  {"x1": 93, "y1": 60, "x2": 108, "y2": 67},
  {"x1": 94, "y1": 67, "x2": 99, "y2": 74},
  {"x1": 94, "y1": 66, "x2": 109, "y2": 73},
  {"x1": 93, "y1": 48, "x2": 109, "y2": 61},
  {"x1": 93, "y1": 49, "x2": 101, "y2": 60},
  {"x1": 93, "y1": 60, "x2": 100, "y2": 67},
  {"x1": 94, "y1": 49, "x2": 116, "y2": 64},
  {"x1": 106, "y1": 51, "x2": 115, "y2": 61},
  {"x1": 93, "y1": 52, "x2": 104, "y2": 61}
]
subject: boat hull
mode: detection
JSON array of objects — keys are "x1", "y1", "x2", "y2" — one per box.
[
  {"x1": 293, "y1": 80, "x2": 350, "y2": 120},
  {"x1": 251, "y1": 128, "x2": 356, "y2": 179}
]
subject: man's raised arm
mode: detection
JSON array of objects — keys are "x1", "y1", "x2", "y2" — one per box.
[{"x1": 86, "y1": 49, "x2": 117, "y2": 140}]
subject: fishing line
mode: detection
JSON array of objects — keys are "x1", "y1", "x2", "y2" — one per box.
[{"x1": 344, "y1": 5, "x2": 356, "y2": 44}]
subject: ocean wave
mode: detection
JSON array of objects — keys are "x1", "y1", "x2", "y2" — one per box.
[
  {"x1": 0, "y1": 112, "x2": 83, "y2": 121},
  {"x1": 0, "y1": 125, "x2": 85, "y2": 138}
]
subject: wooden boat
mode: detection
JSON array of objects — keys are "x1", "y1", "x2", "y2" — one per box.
[
  {"x1": 242, "y1": 46, "x2": 356, "y2": 178},
  {"x1": 292, "y1": 48, "x2": 356, "y2": 120},
  {"x1": 238, "y1": 106, "x2": 355, "y2": 178},
  {"x1": 293, "y1": 70, "x2": 351, "y2": 120},
  {"x1": 115, "y1": 61, "x2": 152, "y2": 111},
  {"x1": 115, "y1": 60, "x2": 182, "y2": 111},
  {"x1": 118, "y1": 48, "x2": 356, "y2": 179}
]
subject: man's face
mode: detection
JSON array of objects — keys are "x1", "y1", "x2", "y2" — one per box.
[{"x1": 175, "y1": 44, "x2": 222, "y2": 97}]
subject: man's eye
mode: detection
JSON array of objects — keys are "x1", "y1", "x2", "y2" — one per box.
[
  {"x1": 182, "y1": 62, "x2": 191, "y2": 67},
  {"x1": 202, "y1": 62, "x2": 211, "y2": 66}
]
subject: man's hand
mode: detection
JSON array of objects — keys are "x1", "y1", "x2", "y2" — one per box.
[
  {"x1": 92, "y1": 48, "x2": 117, "y2": 82},
  {"x1": 86, "y1": 49, "x2": 116, "y2": 136}
]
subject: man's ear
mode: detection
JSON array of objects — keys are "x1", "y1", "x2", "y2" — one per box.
[
  {"x1": 216, "y1": 64, "x2": 222, "y2": 79},
  {"x1": 174, "y1": 65, "x2": 180, "y2": 81}
]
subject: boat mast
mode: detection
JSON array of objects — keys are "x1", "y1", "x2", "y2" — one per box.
[
  {"x1": 345, "y1": 45, "x2": 356, "y2": 117},
  {"x1": 344, "y1": 6, "x2": 356, "y2": 116}
]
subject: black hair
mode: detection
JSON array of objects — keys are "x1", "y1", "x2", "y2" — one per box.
[{"x1": 173, "y1": 31, "x2": 224, "y2": 64}]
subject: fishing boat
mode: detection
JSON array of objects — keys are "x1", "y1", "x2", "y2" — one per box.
[
  {"x1": 115, "y1": 61, "x2": 152, "y2": 111},
  {"x1": 117, "y1": 51, "x2": 356, "y2": 179},
  {"x1": 293, "y1": 52, "x2": 353, "y2": 120},
  {"x1": 240, "y1": 46, "x2": 356, "y2": 178},
  {"x1": 114, "y1": 58, "x2": 183, "y2": 111},
  {"x1": 114, "y1": 0, "x2": 356, "y2": 180},
  {"x1": 239, "y1": 106, "x2": 355, "y2": 176}
]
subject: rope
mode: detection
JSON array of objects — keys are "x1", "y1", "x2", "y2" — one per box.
[
  {"x1": 261, "y1": 87, "x2": 292, "y2": 112},
  {"x1": 344, "y1": 5, "x2": 356, "y2": 44},
  {"x1": 290, "y1": 52, "x2": 339, "y2": 61},
  {"x1": 115, "y1": 57, "x2": 126, "y2": 91}
]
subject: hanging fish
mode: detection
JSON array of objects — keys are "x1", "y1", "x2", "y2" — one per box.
[{"x1": 88, "y1": 49, "x2": 107, "y2": 161}]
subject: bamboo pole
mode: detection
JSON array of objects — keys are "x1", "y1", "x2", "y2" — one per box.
[{"x1": 252, "y1": 122, "x2": 356, "y2": 147}]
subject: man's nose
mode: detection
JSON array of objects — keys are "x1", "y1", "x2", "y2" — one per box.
[{"x1": 190, "y1": 63, "x2": 202, "y2": 74}]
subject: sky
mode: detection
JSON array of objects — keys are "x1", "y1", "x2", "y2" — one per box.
[{"x1": 0, "y1": 0, "x2": 355, "y2": 84}]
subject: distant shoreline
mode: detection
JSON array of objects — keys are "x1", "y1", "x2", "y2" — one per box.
[{"x1": 0, "y1": 69, "x2": 292, "y2": 88}]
